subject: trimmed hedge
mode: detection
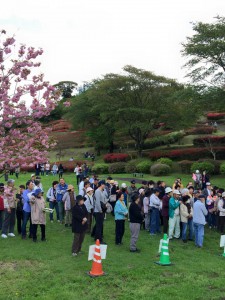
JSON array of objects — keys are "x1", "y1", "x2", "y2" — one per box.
[
  {"x1": 136, "y1": 160, "x2": 153, "y2": 174},
  {"x1": 143, "y1": 131, "x2": 185, "y2": 149},
  {"x1": 207, "y1": 112, "x2": 225, "y2": 120},
  {"x1": 220, "y1": 163, "x2": 225, "y2": 174},
  {"x1": 185, "y1": 127, "x2": 214, "y2": 135},
  {"x1": 91, "y1": 163, "x2": 109, "y2": 174},
  {"x1": 178, "y1": 160, "x2": 194, "y2": 174},
  {"x1": 190, "y1": 162, "x2": 215, "y2": 174},
  {"x1": 193, "y1": 136, "x2": 225, "y2": 147},
  {"x1": 150, "y1": 163, "x2": 171, "y2": 176},
  {"x1": 104, "y1": 153, "x2": 130, "y2": 163},
  {"x1": 156, "y1": 158, "x2": 173, "y2": 167},
  {"x1": 108, "y1": 162, "x2": 126, "y2": 174}
]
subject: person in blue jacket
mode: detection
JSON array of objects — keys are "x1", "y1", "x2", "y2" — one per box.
[
  {"x1": 56, "y1": 178, "x2": 68, "y2": 223},
  {"x1": 114, "y1": 191, "x2": 128, "y2": 245}
]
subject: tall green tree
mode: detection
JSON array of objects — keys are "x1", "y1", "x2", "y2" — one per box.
[
  {"x1": 54, "y1": 81, "x2": 78, "y2": 98},
  {"x1": 182, "y1": 16, "x2": 225, "y2": 86}
]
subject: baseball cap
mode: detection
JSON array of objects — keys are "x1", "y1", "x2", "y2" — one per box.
[
  {"x1": 173, "y1": 189, "x2": 181, "y2": 195},
  {"x1": 131, "y1": 180, "x2": 136, "y2": 184}
]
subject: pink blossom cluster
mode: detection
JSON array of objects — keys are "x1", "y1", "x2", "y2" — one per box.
[{"x1": 0, "y1": 30, "x2": 61, "y2": 168}]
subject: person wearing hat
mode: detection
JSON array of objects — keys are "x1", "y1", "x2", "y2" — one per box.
[
  {"x1": 84, "y1": 187, "x2": 94, "y2": 233},
  {"x1": 30, "y1": 174, "x2": 36, "y2": 183},
  {"x1": 92, "y1": 180, "x2": 106, "y2": 244},
  {"x1": 168, "y1": 189, "x2": 182, "y2": 240},
  {"x1": 71, "y1": 195, "x2": 88, "y2": 256},
  {"x1": 62, "y1": 184, "x2": 76, "y2": 227},
  {"x1": 149, "y1": 188, "x2": 161, "y2": 235},
  {"x1": 180, "y1": 195, "x2": 194, "y2": 243},
  {"x1": 217, "y1": 192, "x2": 225, "y2": 234},
  {"x1": 114, "y1": 191, "x2": 128, "y2": 245},
  {"x1": 0, "y1": 183, "x2": 5, "y2": 231},
  {"x1": 1, "y1": 179, "x2": 17, "y2": 238},
  {"x1": 162, "y1": 187, "x2": 173, "y2": 234},
  {"x1": 129, "y1": 193, "x2": 144, "y2": 252},
  {"x1": 193, "y1": 194, "x2": 208, "y2": 248},
  {"x1": 30, "y1": 188, "x2": 46, "y2": 242}
]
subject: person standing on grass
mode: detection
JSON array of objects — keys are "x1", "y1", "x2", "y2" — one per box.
[
  {"x1": 149, "y1": 188, "x2": 161, "y2": 235},
  {"x1": 21, "y1": 180, "x2": 34, "y2": 239},
  {"x1": 56, "y1": 178, "x2": 68, "y2": 224},
  {"x1": 58, "y1": 163, "x2": 64, "y2": 179},
  {"x1": 84, "y1": 187, "x2": 94, "y2": 234},
  {"x1": 0, "y1": 183, "x2": 5, "y2": 231},
  {"x1": 218, "y1": 192, "x2": 225, "y2": 234},
  {"x1": 30, "y1": 188, "x2": 46, "y2": 242},
  {"x1": 74, "y1": 164, "x2": 82, "y2": 185},
  {"x1": 143, "y1": 189, "x2": 151, "y2": 231},
  {"x1": 46, "y1": 181, "x2": 59, "y2": 223},
  {"x1": 180, "y1": 195, "x2": 194, "y2": 243},
  {"x1": 16, "y1": 185, "x2": 25, "y2": 235},
  {"x1": 71, "y1": 195, "x2": 88, "y2": 257},
  {"x1": 129, "y1": 193, "x2": 143, "y2": 253},
  {"x1": 168, "y1": 189, "x2": 181, "y2": 240},
  {"x1": 193, "y1": 194, "x2": 208, "y2": 248},
  {"x1": 1, "y1": 179, "x2": 17, "y2": 238},
  {"x1": 45, "y1": 161, "x2": 50, "y2": 176},
  {"x1": 15, "y1": 165, "x2": 20, "y2": 179},
  {"x1": 63, "y1": 184, "x2": 76, "y2": 227},
  {"x1": 114, "y1": 191, "x2": 128, "y2": 245},
  {"x1": 52, "y1": 163, "x2": 58, "y2": 176},
  {"x1": 162, "y1": 187, "x2": 173, "y2": 234}
]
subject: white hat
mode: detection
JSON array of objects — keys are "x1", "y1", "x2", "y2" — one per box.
[
  {"x1": 31, "y1": 174, "x2": 35, "y2": 177},
  {"x1": 206, "y1": 182, "x2": 211, "y2": 186},
  {"x1": 139, "y1": 188, "x2": 145, "y2": 195},
  {"x1": 165, "y1": 187, "x2": 172, "y2": 194},
  {"x1": 121, "y1": 183, "x2": 127, "y2": 188},
  {"x1": 222, "y1": 192, "x2": 225, "y2": 198},
  {"x1": 173, "y1": 189, "x2": 181, "y2": 195},
  {"x1": 86, "y1": 187, "x2": 93, "y2": 193},
  {"x1": 181, "y1": 188, "x2": 189, "y2": 196},
  {"x1": 196, "y1": 170, "x2": 200, "y2": 173}
]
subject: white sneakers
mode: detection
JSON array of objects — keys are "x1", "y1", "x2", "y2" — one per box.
[
  {"x1": 1, "y1": 234, "x2": 7, "y2": 238},
  {"x1": 72, "y1": 253, "x2": 78, "y2": 257},
  {"x1": 8, "y1": 233, "x2": 15, "y2": 237}
]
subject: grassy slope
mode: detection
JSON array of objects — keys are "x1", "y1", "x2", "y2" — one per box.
[{"x1": 0, "y1": 173, "x2": 225, "y2": 300}]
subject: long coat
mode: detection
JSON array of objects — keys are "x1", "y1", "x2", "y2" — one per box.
[
  {"x1": 30, "y1": 196, "x2": 46, "y2": 225},
  {"x1": 72, "y1": 204, "x2": 88, "y2": 233}
]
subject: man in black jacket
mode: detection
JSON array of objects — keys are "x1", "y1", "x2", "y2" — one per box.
[
  {"x1": 129, "y1": 194, "x2": 144, "y2": 252},
  {"x1": 71, "y1": 195, "x2": 88, "y2": 257}
]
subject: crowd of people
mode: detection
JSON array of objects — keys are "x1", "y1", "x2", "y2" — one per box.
[{"x1": 0, "y1": 170, "x2": 225, "y2": 257}]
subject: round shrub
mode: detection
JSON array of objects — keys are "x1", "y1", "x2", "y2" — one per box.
[
  {"x1": 91, "y1": 163, "x2": 109, "y2": 174},
  {"x1": 156, "y1": 157, "x2": 173, "y2": 167},
  {"x1": 124, "y1": 159, "x2": 142, "y2": 173},
  {"x1": 220, "y1": 162, "x2": 225, "y2": 174},
  {"x1": 136, "y1": 160, "x2": 153, "y2": 174},
  {"x1": 108, "y1": 162, "x2": 126, "y2": 174},
  {"x1": 150, "y1": 163, "x2": 171, "y2": 176},
  {"x1": 198, "y1": 159, "x2": 221, "y2": 175},
  {"x1": 178, "y1": 160, "x2": 194, "y2": 174},
  {"x1": 190, "y1": 162, "x2": 215, "y2": 174}
]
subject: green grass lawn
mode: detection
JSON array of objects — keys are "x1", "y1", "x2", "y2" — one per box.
[{"x1": 0, "y1": 173, "x2": 225, "y2": 300}]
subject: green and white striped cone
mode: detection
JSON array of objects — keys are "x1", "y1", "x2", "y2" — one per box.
[{"x1": 155, "y1": 234, "x2": 172, "y2": 266}]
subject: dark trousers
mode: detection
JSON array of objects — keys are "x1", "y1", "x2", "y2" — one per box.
[
  {"x1": 2, "y1": 208, "x2": 16, "y2": 235},
  {"x1": 162, "y1": 216, "x2": 169, "y2": 234},
  {"x1": 150, "y1": 208, "x2": 160, "y2": 234},
  {"x1": 218, "y1": 216, "x2": 225, "y2": 234},
  {"x1": 115, "y1": 219, "x2": 125, "y2": 244},
  {"x1": 86, "y1": 212, "x2": 93, "y2": 233},
  {"x1": 76, "y1": 175, "x2": 80, "y2": 186},
  {"x1": 21, "y1": 211, "x2": 33, "y2": 237},
  {"x1": 32, "y1": 224, "x2": 45, "y2": 241},
  {"x1": 49, "y1": 201, "x2": 59, "y2": 221},
  {"x1": 94, "y1": 212, "x2": 104, "y2": 242},
  {"x1": 110, "y1": 201, "x2": 116, "y2": 216},
  {"x1": 72, "y1": 232, "x2": 86, "y2": 254},
  {"x1": 16, "y1": 210, "x2": 23, "y2": 234},
  {"x1": 0, "y1": 210, "x2": 5, "y2": 230}
]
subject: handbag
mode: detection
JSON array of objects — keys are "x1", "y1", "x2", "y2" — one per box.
[{"x1": 109, "y1": 194, "x2": 116, "y2": 202}]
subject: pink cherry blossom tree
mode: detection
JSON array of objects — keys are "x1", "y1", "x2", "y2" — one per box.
[{"x1": 0, "y1": 30, "x2": 60, "y2": 169}]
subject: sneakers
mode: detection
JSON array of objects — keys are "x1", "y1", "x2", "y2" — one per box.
[
  {"x1": 8, "y1": 233, "x2": 15, "y2": 237},
  {"x1": 72, "y1": 253, "x2": 78, "y2": 257},
  {"x1": 1, "y1": 234, "x2": 7, "y2": 238}
]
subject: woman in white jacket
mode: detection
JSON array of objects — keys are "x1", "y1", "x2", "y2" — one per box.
[
  {"x1": 46, "y1": 181, "x2": 59, "y2": 223},
  {"x1": 218, "y1": 192, "x2": 225, "y2": 234}
]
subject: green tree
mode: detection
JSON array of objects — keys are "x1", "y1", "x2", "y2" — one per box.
[
  {"x1": 54, "y1": 81, "x2": 78, "y2": 98},
  {"x1": 182, "y1": 16, "x2": 225, "y2": 86}
]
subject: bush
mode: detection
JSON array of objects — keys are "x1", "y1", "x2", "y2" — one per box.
[
  {"x1": 193, "y1": 136, "x2": 225, "y2": 146},
  {"x1": 198, "y1": 159, "x2": 221, "y2": 175},
  {"x1": 103, "y1": 153, "x2": 130, "y2": 163},
  {"x1": 156, "y1": 158, "x2": 173, "y2": 167},
  {"x1": 220, "y1": 163, "x2": 225, "y2": 174},
  {"x1": 91, "y1": 163, "x2": 109, "y2": 174},
  {"x1": 136, "y1": 160, "x2": 153, "y2": 174},
  {"x1": 207, "y1": 112, "x2": 225, "y2": 120},
  {"x1": 178, "y1": 160, "x2": 194, "y2": 174},
  {"x1": 108, "y1": 162, "x2": 126, "y2": 174},
  {"x1": 150, "y1": 163, "x2": 171, "y2": 176},
  {"x1": 190, "y1": 162, "x2": 215, "y2": 174},
  {"x1": 185, "y1": 127, "x2": 214, "y2": 135},
  {"x1": 143, "y1": 131, "x2": 185, "y2": 149}
]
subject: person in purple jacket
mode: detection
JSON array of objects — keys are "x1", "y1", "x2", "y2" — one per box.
[{"x1": 162, "y1": 187, "x2": 173, "y2": 234}]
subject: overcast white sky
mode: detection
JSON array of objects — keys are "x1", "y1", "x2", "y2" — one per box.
[{"x1": 1, "y1": 0, "x2": 224, "y2": 86}]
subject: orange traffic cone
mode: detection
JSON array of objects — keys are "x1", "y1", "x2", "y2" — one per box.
[{"x1": 88, "y1": 239, "x2": 106, "y2": 277}]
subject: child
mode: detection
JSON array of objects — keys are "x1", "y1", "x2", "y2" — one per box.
[
  {"x1": 30, "y1": 188, "x2": 46, "y2": 242},
  {"x1": 71, "y1": 195, "x2": 88, "y2": 256}
]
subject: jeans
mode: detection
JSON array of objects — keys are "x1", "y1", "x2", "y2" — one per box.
[
  {"x1": 16, "y1": 209, "x2": 23, "y2": 234},
  {"x1": 21, "y1": 211, "x2": 33, "y2": 237},
  {"x1": 2, "y1": 208, "x2": 16, "y2": 235},
  {"x1": 150, "y1": 208, "x2": 160, "y2": 234},
  {"x1": 58, "y1": 201, "x2": 64, "y2": 222},
  {"x1": 194, "y1": 223, "x2": 205, "y2": 247},
  {"x1": 144, "y1": 212, "x2": 150, "y2": 231},
  {"x1": 181, "y1": 219, "x2": 194, "y2": 240},
  {"x1": 49, "y1": 201, "x2": 59, "y2": 221},
  {"x1": 208, "y1": 212, "x2": 216, "y2": 228}
]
